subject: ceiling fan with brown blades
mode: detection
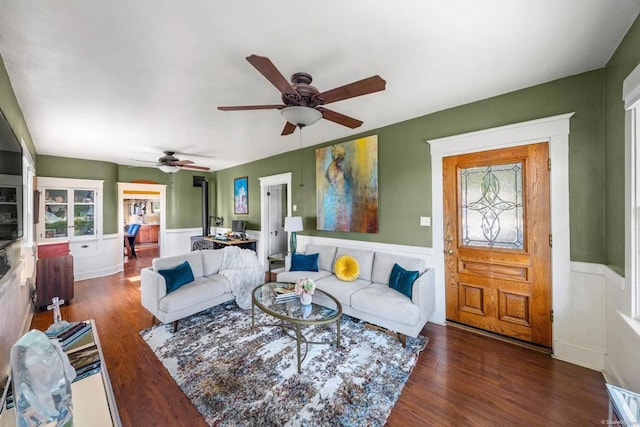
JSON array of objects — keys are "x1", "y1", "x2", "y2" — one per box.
[
  {"x1": 218, "y1": 55, "x2": 386, "y2": 135},
  {"x1": 133, "y1": 151, "x2": 211, "y2": 173}
]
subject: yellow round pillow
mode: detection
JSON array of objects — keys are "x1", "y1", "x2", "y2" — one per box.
[{"x1": 334, "y1": 255, "x2": 360, "y2": 282}]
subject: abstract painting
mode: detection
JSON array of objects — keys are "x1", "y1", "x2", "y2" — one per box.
[
  {"x1": 316, "y1": 135, "x2": 378, "y2": 233},
  {"x1": 234, "y1": 176, "x2": 248, "y2": 214}
]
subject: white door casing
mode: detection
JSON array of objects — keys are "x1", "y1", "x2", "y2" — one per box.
[
  {"x1": 267, "y1": 185, "x2": 287, "y2": 255},
  {"x1": 259, "y1": 173, "x2": 292, "y2": 269},
  {"x1": 428, "y1": 113, "x2": 573, "y2": 356},
  {"x1": 117, "y1": 182, "x2": 167, "y2": 264}
]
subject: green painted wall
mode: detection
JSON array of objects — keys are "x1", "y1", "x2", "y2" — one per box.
[
  {"x1": 0, "y1": 56, "x2": 36, "y2": 163},
  {"x1": 604, "y1": 15, "x2": 640, "y2": 275},
  {"x1": 215, "y1": 69, "x2": 605, "y2": 262}
]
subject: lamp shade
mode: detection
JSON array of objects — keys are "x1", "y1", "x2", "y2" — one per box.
[
  {"x1": 284, "y1": 216, "x2": 303, "y2": 232},
  {"x1": 158, "y1": 164, "x2": 180, "y2": 174},
  {"x1": 280, "y1": 106, "x2": 322, "y2": 127}
]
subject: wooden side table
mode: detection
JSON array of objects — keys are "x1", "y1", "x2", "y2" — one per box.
[
  {"x1": 36, "y1": 242, "x2": 74, "y2": 308},
  {"x1": 267, "y1": 251, "x2": 288, "y2": 281}
]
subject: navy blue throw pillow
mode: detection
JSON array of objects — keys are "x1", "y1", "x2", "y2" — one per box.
[
  {"x1": 290, "y1": 253, "x2": 319, "y2": 272},
  {"x1": 158, "y1": 261, "x2": 195, "y2": 293},
  {"x1": 389, "y1": 263, "x2": 419, "y2": 299}
]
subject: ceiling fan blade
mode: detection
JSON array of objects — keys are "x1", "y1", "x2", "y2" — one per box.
[
  {"x1": 318, "y1": 75, "x2": 386, "y2": 104},
  {"x1": 174, "y1": 160, "x2": 194, "y2": 166},
  {"x1": 318, "y1": 108, "x2": 363, "y2": 129},
  {"x1": 218, "y1": 104, "x2": 284, "y2": 111},
  {"x1": 181, "y1": 164, "x2": 210, "y2": 171},
  {"x1": 281, "y1": 122, "x2": 296, "y2": 136},
  {"x1": 246, "y1": 55, "x2": 298, "y2": 96},
  {"x1": 131, "y1": 159, "x2": 157, "y2": 164}
]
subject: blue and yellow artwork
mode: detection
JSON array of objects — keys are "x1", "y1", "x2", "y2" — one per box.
[{"x1": 316, "y1": 135, "x2": 378, "y2": 233}]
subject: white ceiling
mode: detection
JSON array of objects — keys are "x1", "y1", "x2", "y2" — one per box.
[{"x1": 0, "y1": 1, "x2": 639, "y2": 172}]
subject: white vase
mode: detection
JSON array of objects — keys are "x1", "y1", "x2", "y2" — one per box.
[{"x1": 300, "y1": 292, "x2": 312, "y2": 305}]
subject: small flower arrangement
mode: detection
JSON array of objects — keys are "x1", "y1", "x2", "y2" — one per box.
[{"x1": 295, "y1": 277, "x2": 316, "y2": 296}]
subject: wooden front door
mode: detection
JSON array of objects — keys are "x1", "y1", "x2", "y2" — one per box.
[{"x1": 443, "y1": 142, "x2": 552, "y2": 347}]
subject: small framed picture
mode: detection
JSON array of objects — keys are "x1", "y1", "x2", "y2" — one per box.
[{"x1": 234, "y1": 176, "x2": 248, "y2": 214}]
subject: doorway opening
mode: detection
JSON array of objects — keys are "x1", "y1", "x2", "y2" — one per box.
[
  {"x1": 259, "y1": 173, "x2": 292, "y2": 270},
  {"x1": 117, "y1": 182, "x2": 167, "y2": 267}
]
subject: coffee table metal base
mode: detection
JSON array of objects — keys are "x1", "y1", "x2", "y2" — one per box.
[
  {"x1": 251, "y1": 305, "x2": 341, "y2": 373},
  {"x1": 251, "y1": 283, "x2": 342, "y2": 374}
]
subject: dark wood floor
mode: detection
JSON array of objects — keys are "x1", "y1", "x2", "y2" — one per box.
[{"x1": 30, "y1": 248, "x2": 609, "y2": 426}]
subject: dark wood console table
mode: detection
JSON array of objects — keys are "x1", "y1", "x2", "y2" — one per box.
[{"x1": 205, "y1": 237, "x2": 257, "y2": 251}]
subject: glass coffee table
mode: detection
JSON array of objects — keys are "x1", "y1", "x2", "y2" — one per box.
[{"x1": 251, "y1": 282, "x2": 342, "y2": 373}]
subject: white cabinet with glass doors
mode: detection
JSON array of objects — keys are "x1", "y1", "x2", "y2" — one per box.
[{"x1": 37, "y1": 177, "x2": 103, "y2": 243}]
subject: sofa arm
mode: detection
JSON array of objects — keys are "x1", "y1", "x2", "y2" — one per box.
[
  {"x1": 411, "y1": 268, "x2": 436, "y2": 322},
  {"x1": 141, "y1": 267, "x2": 167, "y2": 317}
]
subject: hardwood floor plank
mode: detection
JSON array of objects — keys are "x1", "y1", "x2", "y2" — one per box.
[{"x1": 30, "y1": 250, "x2": 608, "y2": 426}]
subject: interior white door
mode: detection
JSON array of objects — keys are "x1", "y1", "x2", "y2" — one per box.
[{"x1": 267, "y1": 185, "x2": 287, "y2": 255}]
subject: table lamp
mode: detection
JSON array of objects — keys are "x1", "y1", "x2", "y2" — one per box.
[{"x1": 284, "y1": 216, "x2": 303, "y2": 254}]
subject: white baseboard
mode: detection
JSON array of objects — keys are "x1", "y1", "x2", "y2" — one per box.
[
  {"x1": 75, "y1": 265, "x2": 122, "y2": 281},
  {"x1": 603, "y1": 355, "x2": 627, "y2": 389},
  {"x1": 552, "y1": 339, "x2": 605, "y2": 371}
]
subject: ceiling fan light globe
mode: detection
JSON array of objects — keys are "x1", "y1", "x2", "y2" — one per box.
[
  {"x1": 280, "y1": 106, "x2": 322, "y2": 127},
  {"x1": 158, "y1": 164, "x2": 181, "y2": 173}
]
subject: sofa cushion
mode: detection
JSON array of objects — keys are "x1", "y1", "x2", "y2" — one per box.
[
  {"x1": 202, "y1": 249, "x2": 225, "y2": 276},
  {"x1": 290, "y1": 253, "x2": 319, "y2": 272},
  {"x1": 334, "y1": 255, "x2": 360, "y2": 282},
  {"x1": 335, "y1": 247, "x2": 375, "y2": 281},
  {"x1": 351, "y1": 283, "x2": 420, "y2": 326},
  {"x1": 371, "y1": 252, "x2": 426, "y2": 285},
  {"x1": 159, "y1": 276, "x2": 229, "y2": 313},
  {"x1": 158, "y1": 261, "x2": 195, "y2": 294},
  {"x1": 305, "y1": 244, "x2": 337, "y2": 272},
  {"x1": 153, "y1": 251, "x2": 204, "y2": 278},
  {"x1": 314, "y1": 275, "x2": 371, "y2": 306},
  {"x1": 389, "y1": 263, "x2": 419, "y2": 299},
  {"x1": 277, "y1": 270, "x2": 333, "y2": 284}
]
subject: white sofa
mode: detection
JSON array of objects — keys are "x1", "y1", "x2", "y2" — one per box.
[
  {"x1": 141, "y1": 247, "x2": 263, "y2": 331},
  {"x1": 277, "y1": 243, "x2": 435, "y2": 343}
]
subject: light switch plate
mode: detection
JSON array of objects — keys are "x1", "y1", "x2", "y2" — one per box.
[
  {"x1": 420, "y1": 216, "x2": 431, "y2": 226},
  {"x1": 293, "y1": 204, "x2": 297, "y2": 212}
]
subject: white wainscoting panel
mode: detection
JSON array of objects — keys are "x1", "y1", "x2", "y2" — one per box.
[
  {"x1": 163, "y1": 228, "x2": 202, "y2": 257},
  {"x1": 552, "y1": 262, "x2": 607, "y2": 370},
  {"x1": 73, "y1": 234, "x2": 122, "y2": 280},
  {"x1": 603, "y1": 265, "x2": 640, "y2": 391}
]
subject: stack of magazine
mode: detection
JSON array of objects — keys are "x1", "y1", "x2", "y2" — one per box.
[
  {"x1": 45, "y1": 321, "x2": 93, "y2": 352},
  {"x1": 273, "y1": 284, "x2": 298, "y2": 302}
]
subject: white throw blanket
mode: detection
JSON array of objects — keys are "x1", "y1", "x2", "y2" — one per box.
[{"x1": 219, "y1": 246, "x2": 264, "y2": 309}]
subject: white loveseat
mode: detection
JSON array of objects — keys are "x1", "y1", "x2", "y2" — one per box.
[
  {"x1": 277, "y1": 243, "x2": 435, "y2": 342},
  {"x1": 141, "y1": 246, "x2": 263, "y2": 331}
]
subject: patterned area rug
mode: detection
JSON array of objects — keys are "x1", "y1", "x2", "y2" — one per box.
[{"x1": 140, "y1": 303, "x2": 427, "y2": 426}]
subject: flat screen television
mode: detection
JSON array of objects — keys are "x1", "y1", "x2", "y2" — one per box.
[{"x1": 0, "y1": 109, "x2": 23, "y2": 250}]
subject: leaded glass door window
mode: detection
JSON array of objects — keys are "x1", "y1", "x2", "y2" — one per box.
[{"x1": 460, "y1": 163, "x2": 524, "y2": 250}]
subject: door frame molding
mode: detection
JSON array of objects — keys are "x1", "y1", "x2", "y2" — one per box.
[
  {"x1": 117, "y1": 182, "x2": 167, "y2": 263},
  {"x1": 259, "y1": 172, "x2": 292, "y2": 268},
  {"x1": 428, "y1": 113, "x2": 574, "y2": 351}
]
